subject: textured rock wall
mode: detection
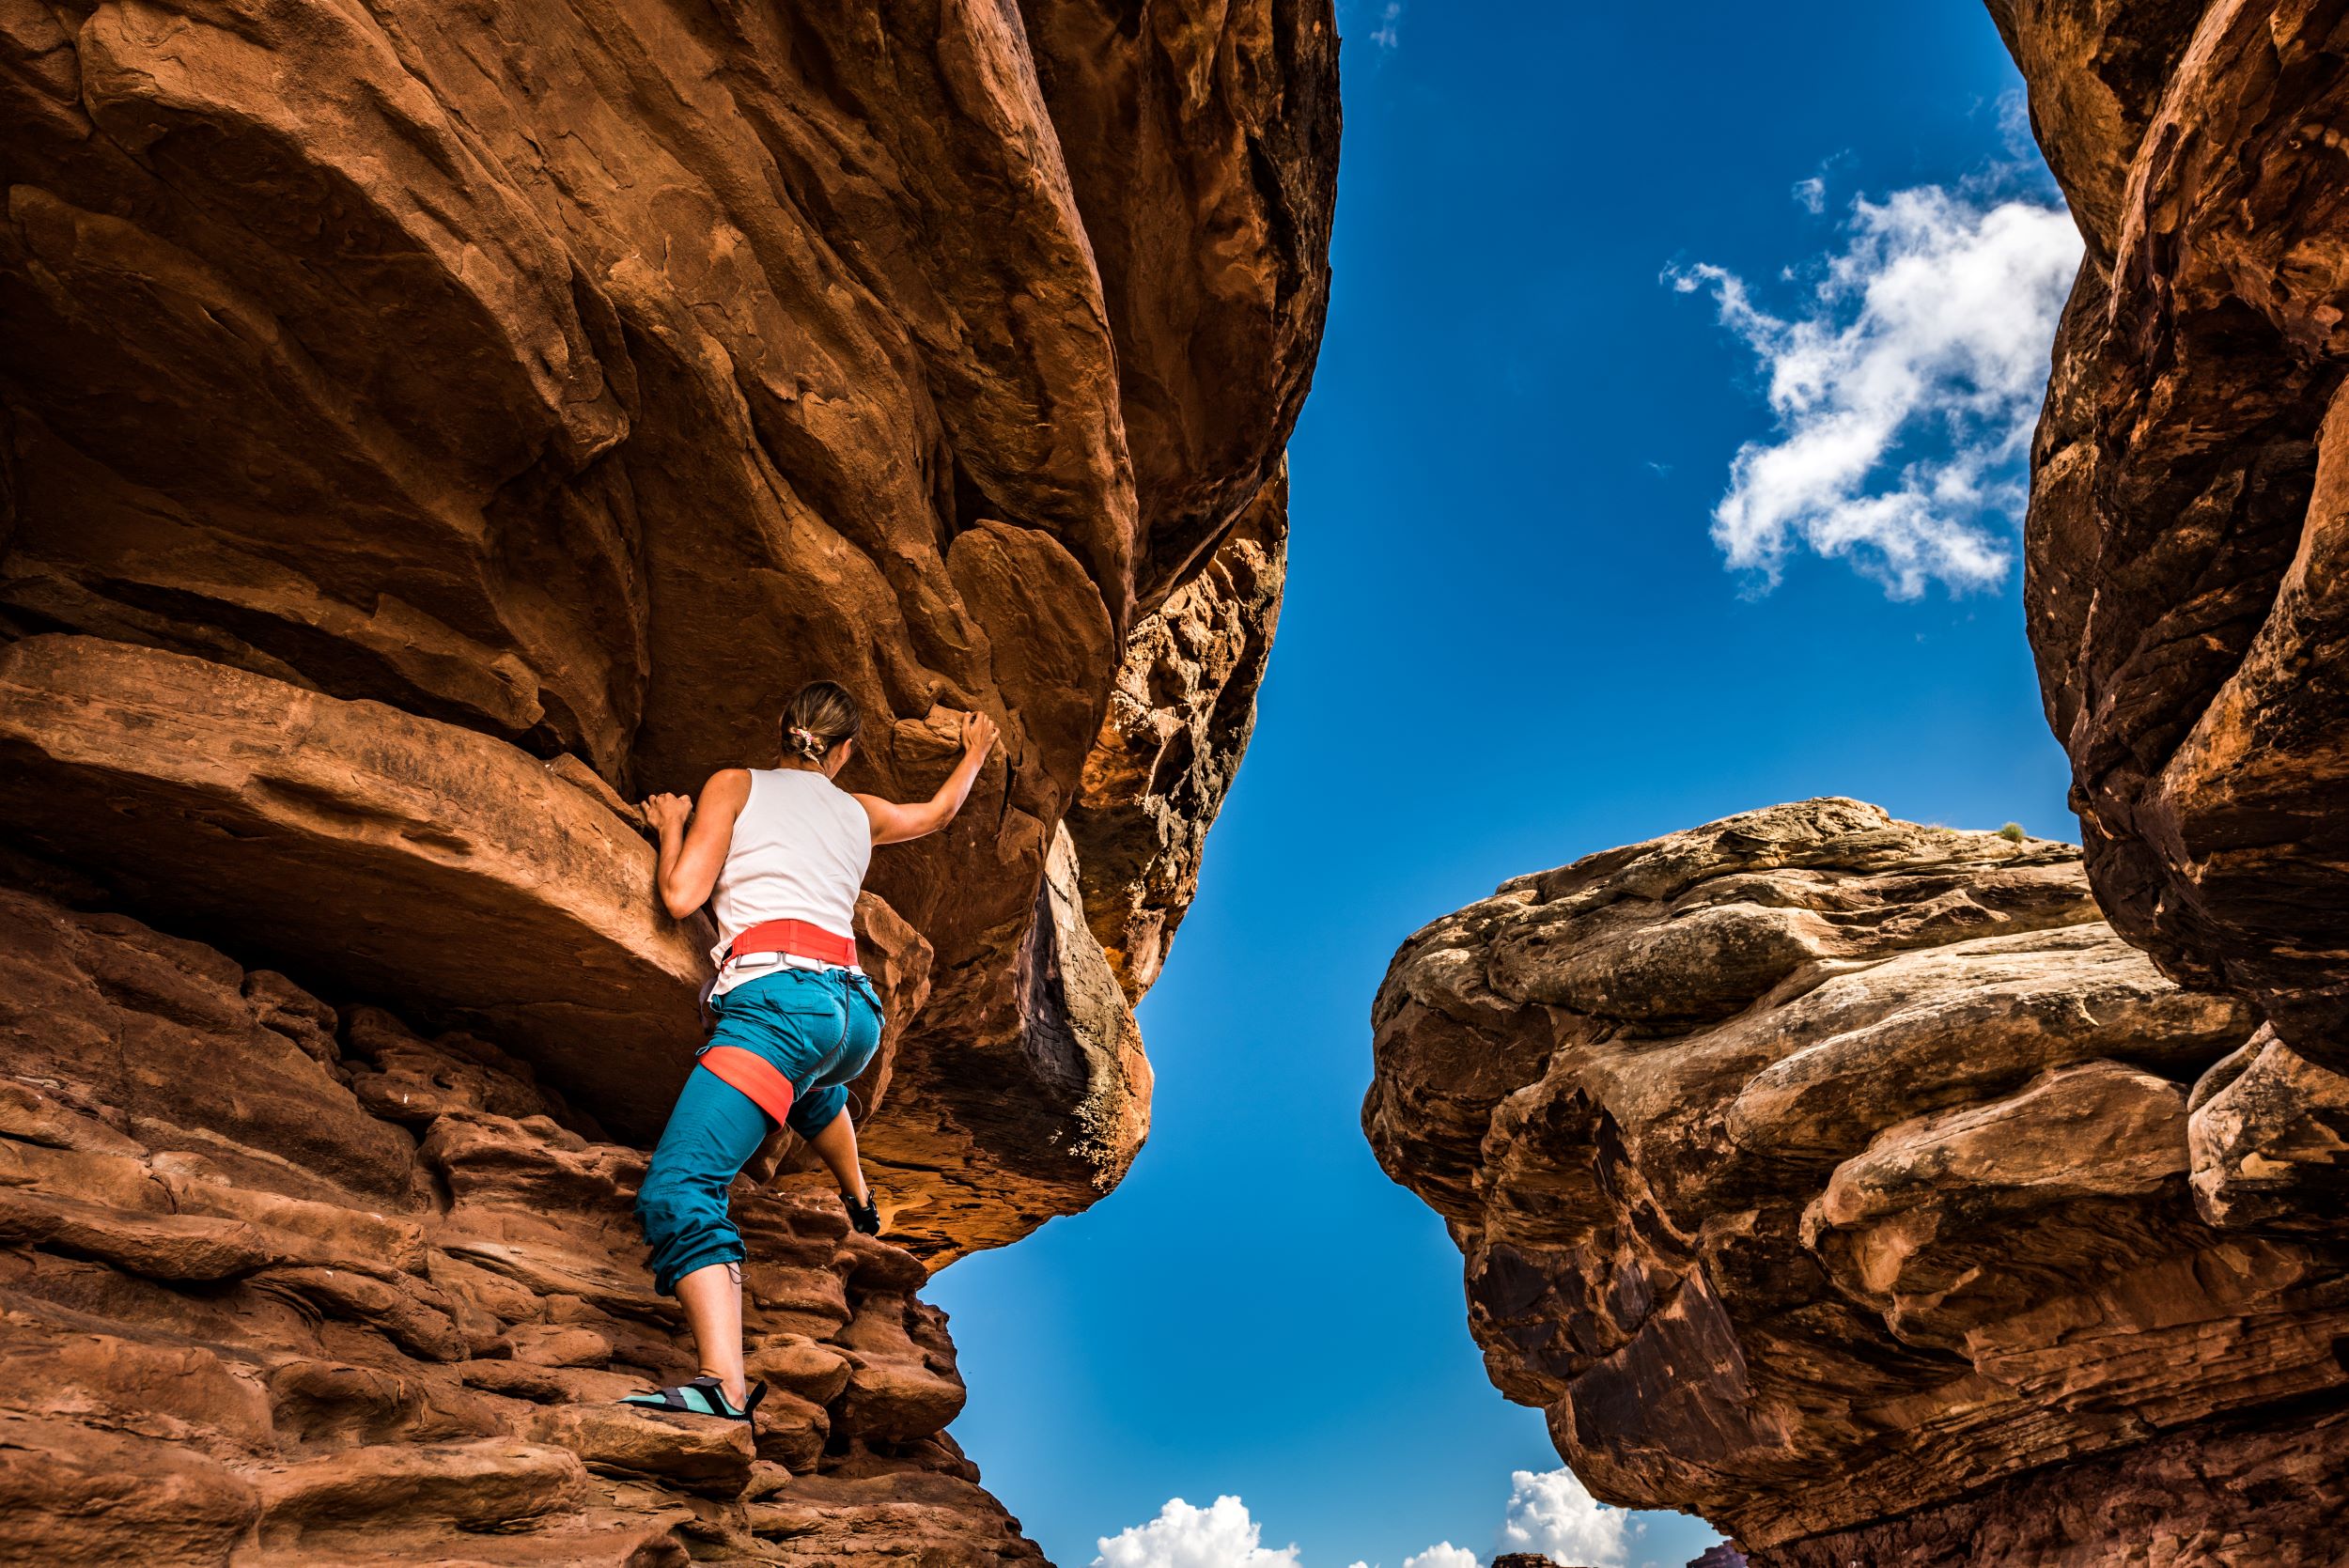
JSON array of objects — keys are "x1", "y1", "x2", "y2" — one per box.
[
  {"x1": 0, "y1": 0, "x2": 1337, "y2": 1560},
  {"x1": 1367, "y1": 801, "x2": 2349, "y2": 1563},
  {"x1": 1070, "y1": 466, "x2": 1286, "y2": 1001},
  {"x1": 2004, "y1": 0, "x2": 2349, "y2": 1079},
  {"x1": 0, "y1": 880, "x2": 1043, "y2": 1565},
  {"x1": 0, "y1": 0, "x2": 1338, "y2": 1258}
]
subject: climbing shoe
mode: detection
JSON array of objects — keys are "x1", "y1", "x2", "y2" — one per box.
[
  {"x1": 846, "y1": 1190, "x2": 881, "y2": 1235},
  {"x1": 621, "y1": 1375, "x2": 767, "y2": 1436}
]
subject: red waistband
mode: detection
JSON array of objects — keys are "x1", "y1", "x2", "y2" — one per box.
[{"x1": 723, "y1": 917, "x2": 858, "y2": 970}]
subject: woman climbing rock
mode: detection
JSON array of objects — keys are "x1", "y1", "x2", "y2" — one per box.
[{"x1": 621, "y1": 681, "x2": 997, "y2": 1428}]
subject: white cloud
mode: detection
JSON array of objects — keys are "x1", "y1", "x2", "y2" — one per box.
[
  {"x1": 1095, "y1": 1497, "x2": 1302, "y2": 1568},
  {"x1": 1792, "y1": 150, "x2": 1853, "y2": 216},
  {"x1": 1670, "y1": 183, "x2": 2081, "y2": 599},
  {"x1": 1497, "y1": 1467, "x2": 1633, "y2": 1568},
  {"x1": 1371, "y1": 1, "x2": 1403, "y2": 49},
  {"x1": 1402, "y1": 1547, "x2": 1480, "y2": 1568}
]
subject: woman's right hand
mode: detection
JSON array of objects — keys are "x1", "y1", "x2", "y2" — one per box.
[
  {"x1": 642, "y1": 792, "x2": 692, "y2": 835},
  {"x1": 958, "y1": 710, "x2": 1000, "y2": 757},
  {"x1": 857, "y1": 714, "x2": 999, "y2": 845}
]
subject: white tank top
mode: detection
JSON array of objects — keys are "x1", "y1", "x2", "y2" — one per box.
[{"x1": 708, "y1": 768, "x2": 873, "y2": 996}]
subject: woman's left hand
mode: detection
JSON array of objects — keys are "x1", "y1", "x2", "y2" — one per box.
[{"x1": 642, "y1": 793, "x2": 693, "y2": 835}]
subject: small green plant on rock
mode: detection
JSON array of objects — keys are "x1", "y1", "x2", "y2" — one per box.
[{"x1": 1998, "y1": 822, "x2": 2027, "y2": 843}]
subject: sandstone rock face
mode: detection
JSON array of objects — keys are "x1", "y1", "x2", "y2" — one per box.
[
  {"x1": 0, "y1": 881, "x2": 1045, "y2": 1565},
  {"x1": 1070, "y1": 469, "x2": 1286, "y2": 999},
  {"x1": 0, "y1": 0, "x2": 1337, "y2": 1259},
  {"x1": 1984, "y1": 0, "x2": 2209, "y2": 264},
  {"x1": 0, "y1": 632, "x2": 712, "y2": 1144},
  {"x1": 0, "y1": 2, "x2": 1336, "y2": 1559},
  {"x1": 1367, "y1": 801, "x2": 2349, "y2": 1561},
  {"x1": 2006, "y1": 0, "x2": 2349, "y2": 1083}
]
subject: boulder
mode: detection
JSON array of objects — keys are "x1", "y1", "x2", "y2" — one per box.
[
  {"x1": 1368, "y1": 801, "x2": 2349, "y2": 1559},
  {"x1": 0, "y1": 0, "x2": 1341, "y2": 1558}
]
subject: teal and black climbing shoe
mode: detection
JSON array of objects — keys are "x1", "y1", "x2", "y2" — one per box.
[
  {"x1": 845, "y1": 1190, "x2": 881, "y2": 1235},
  {"x1": 621, "y1": 1375, "x2": 767, "y2": 1436}
]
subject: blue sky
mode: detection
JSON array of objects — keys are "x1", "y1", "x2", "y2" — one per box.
[{"x1": 929, "y1": 4, "x2": 2077, "y2": 1564}]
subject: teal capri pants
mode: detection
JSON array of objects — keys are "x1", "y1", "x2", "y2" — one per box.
[{"x1": 634, "y1": 965, "x2": 884, "y2": 1294}]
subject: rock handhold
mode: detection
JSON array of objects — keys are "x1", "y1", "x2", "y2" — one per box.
[
  {"x1": 251, "y1": 1440, "x2": 588, "y2": 1545},
  {"x1": 0, "y1": 1419, "x2": 259, "y2": 1568},
  {"x1": 526, "y1": 1403, "x2": 754, "y2": 1498},
  {"x1": 2187, "y1": 1025, "x2": 2349, "y2": 1233}
]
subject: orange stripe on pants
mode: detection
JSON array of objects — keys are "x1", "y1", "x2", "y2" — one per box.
[{"x1": 697, "y1": 1045, "x2": 797, "y2": 1126}]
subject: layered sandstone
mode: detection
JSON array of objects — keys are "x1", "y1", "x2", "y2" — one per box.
[
  {"x1": 0, "y1": 0, "x2": 1337, "y2": 1258},
  {"x1": 2002, "y1": 0, "x2": 2349, "y2": 1080},
  {"x1": 1367, "y1": 801, "x2": 2349, "y2": 1562},
  {"x1": 0, "y1": 880, "x2": 1043, "y2": 1565}
]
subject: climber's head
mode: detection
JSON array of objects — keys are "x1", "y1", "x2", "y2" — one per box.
[{"x1": 779, "y1": 681, "x2": 862, "y2": 777}]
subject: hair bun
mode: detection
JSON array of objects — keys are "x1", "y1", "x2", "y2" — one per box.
[{"x1": 777, "y1": 680, "x2": 863, "y2": 765}]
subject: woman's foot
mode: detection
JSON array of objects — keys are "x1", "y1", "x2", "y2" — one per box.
[
  {"x1": 620, "y1": 1374, "x2": 767, "y2": 1429},
  {"x1": 844, "y1": 1188, "x2": 880, "y2": 1235}
]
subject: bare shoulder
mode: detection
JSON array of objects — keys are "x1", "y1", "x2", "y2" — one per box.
[{"x1": 699, "y1": 769, "x2": 754, "y2": 805}]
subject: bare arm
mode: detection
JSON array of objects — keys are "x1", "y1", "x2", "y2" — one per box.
[
  {"x1": 856, "y1": 711, "x2": 999, "y2": 846},
  {"x1": 643, "y1": 769, "x2": 752, "y2": 919}
]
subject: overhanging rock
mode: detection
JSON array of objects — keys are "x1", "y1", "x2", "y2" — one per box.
[{"x1": 0, "y1": 634, "x2": 715, "y2": 1142}]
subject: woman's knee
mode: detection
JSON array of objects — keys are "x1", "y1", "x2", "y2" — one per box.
[{"x1": 636, "y1": 1157, "x2": 720, "y2": 1237}]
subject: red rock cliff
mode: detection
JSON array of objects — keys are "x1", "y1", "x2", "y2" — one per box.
[
  {"x1": 2001, "y1": 0, "x2": 2349, "y2": 1078},
  {"x1": 0, "y1": 0, "x2": 1337, "y2": 1559}
]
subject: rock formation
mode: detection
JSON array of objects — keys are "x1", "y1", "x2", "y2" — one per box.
[
  {"x1": 1069, "y1": 470, "x2": 1286, "y2": 1000},
  {"x1": 1368, "y1": 800, "x2": 2349, "y2": 1562},
  {"x1": 0, "y1": 0, "x2": 1338, "y2": 1559},
  {"x1": 0, "y1": 880, "x2": 1044, "y2": 1564},
  {"x1": 1999, "y1": 0, "x2": 2349, "y2": 1082},
  {"x1": 0, "y1": 0, "x2": 1337, "y2": 1259}
]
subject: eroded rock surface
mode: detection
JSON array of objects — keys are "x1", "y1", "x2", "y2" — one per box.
[
  {"x1": 1367, "y1": 801, "x2": 2349, "y2": 1561},
  {"x1": 0, "y1": 0, "x2": 1337, "y2": 1259},
  {"x1": 0, "y1": 882, "x2": 1044, "y2": 1565},
  {"x1": 1070, "y1": 469, "x2": 1286, "y2": 1000},
  {"x1": 2007, "y1": 0, "x2": 2349, "y2": 1083}
]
